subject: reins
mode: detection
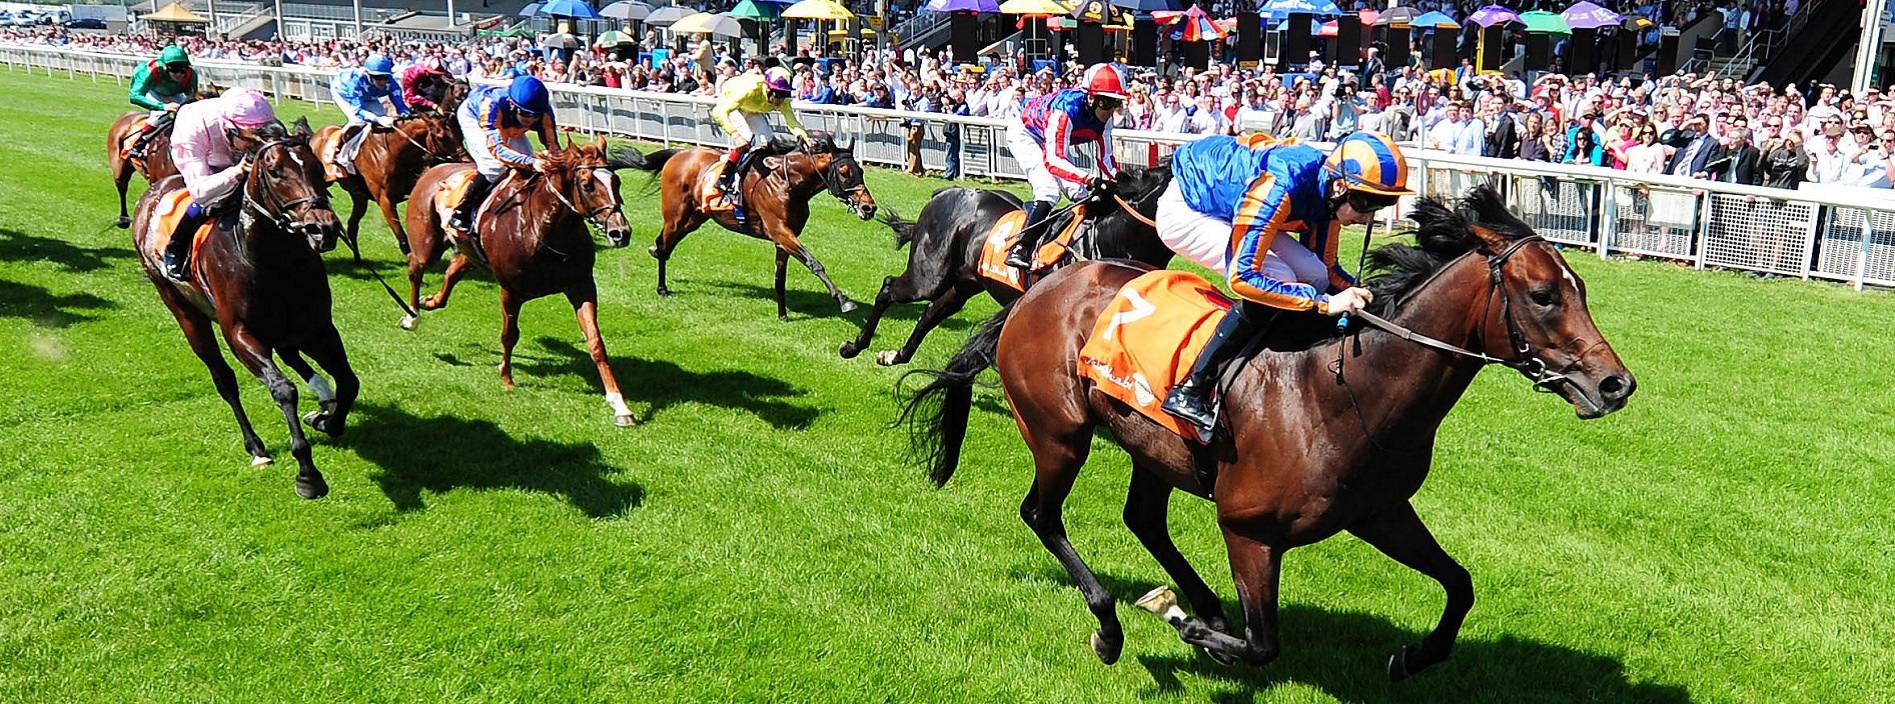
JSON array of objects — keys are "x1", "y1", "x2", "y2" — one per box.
[{"x1": 243, "y1": 138, "x2": 418, "y2": 319}]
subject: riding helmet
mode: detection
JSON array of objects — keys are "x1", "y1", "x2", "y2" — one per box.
[
  {"x1": 1324, "y1": 132, "x2": 1413, "y2": 196},
  {"x1": 364, "y1": 54, "x2": 395, "y2": 77},
  {"x1": 762, "y1": 66, "x2": 793, "y2": 94},
  {"x1": 508, "y1": 75, "x2": 553, "y2": 116},
  {"x1": 1082, "y1": 63, "x2": 1128, "y2": 101},
  {"x1": 160, "y1": 44, "x2": 190, "y2": 68}
]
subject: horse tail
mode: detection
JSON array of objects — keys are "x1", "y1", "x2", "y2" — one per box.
[
  {"x1": 898, "y1": 301, "x2": 1016, "y2": 487},
  {"x1": 607, "y1": 145, "x2": 679, "y2": 173},
  {"x1": 875, "y1": 206, "x2": 917, "y2": 249}
]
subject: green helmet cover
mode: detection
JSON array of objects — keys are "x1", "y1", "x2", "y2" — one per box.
[{"x1": 160, "y1": 45, "x2": 190, "y2": 67}]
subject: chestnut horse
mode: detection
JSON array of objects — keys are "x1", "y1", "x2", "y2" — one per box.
[
  {"x1": 312, "y1": 110, "x2": 466, "y2": 255},
  {"x1": 904, "y1": 187, "x2": 1636, "y2": 676},
  {"x1": 840, "y1": 164, "x2": 1175, "y2": 367},
  {"x1": 109, "y1": 112, "x2": 181, "y2": 228},
  {"x1": 401, "y1": 141, "x2": 638, "y2": 426},
  {"x1": 130, "y1": 118, "x2": 353, "y2": 500},
  {"x1": 613, "y1": 135, "x2": 878, "y2": 321}
]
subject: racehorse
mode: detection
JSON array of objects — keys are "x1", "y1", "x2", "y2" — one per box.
[
  {"x1": 401, "y1": 140, "x2": 639, "y2": 427},
  {"x1": 611, "y1": 134, "x2": 878, "y2": 321},
  {"x1": 903, "y1": 186, "x2": 1636, "y2": 676},
  {"x1": 130, "y1": 118, "x2": 353, "y2": 500},
  {"x1": 109, "y1": 112, "x2": 181, "y2": 228},
  {"x1": 839, "y1": 164, "x2": 1174, "y2": 367},
  {"x1": 311, "y1": 111, "x2": 466, "y2": 255}
]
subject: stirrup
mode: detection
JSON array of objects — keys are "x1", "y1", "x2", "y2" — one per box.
[
  {"x1": 1161, "y1": 383, "x2": 1217, "y2": 432},
  {"x1": 162, "y1": 252, "x2": 190, "y2": 283}
]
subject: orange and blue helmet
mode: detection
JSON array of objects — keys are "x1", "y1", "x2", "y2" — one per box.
[{"x1": 1324, "y1": 132, "x2": 1412, "y2": 196}]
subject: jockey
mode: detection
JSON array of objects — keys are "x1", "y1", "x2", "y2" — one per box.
[
  {"x1": 126, "y1": 45, "x2": 199, "y2": 160},
  {"x1": 160, "y1": 87, "x2": 278, "y2": 282},
  {"x1": 400, "y1": 58, "x2": 453, "y2": 113},
  {"x1": 1003, "y1": 63, "x2": 1126, "y2": 270},
  {"x1": 709, "y1": 65, "x2": 809, "y2": 202},
  {"x1": 328, "y1": 54, "x2": 410, "y2": 176},
  {"x1": 450, "y1": 75, "x2": 560, "y2": 236},
  {"x1": 1157, "y1": 131, "x2": 1412, "y2": 433}
]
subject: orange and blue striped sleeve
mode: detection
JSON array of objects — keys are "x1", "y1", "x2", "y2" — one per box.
[{"x1": 1227, "y1": 172, "x2": 1330, "y2": 313}]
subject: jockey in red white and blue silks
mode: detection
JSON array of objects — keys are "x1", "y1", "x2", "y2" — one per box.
[
  {"x1": 450, "y1": 75, "x2": 560, "y2": 234},
  {"x1": 1002, "y1": 63, "x2": 1127, "y2": 269},
  {"x1": 1157, "y1": 131, "x2": 1413, "y2": 434},
  {"x1": 328, "y1": 54, "x2": 410, "y2": 176}
]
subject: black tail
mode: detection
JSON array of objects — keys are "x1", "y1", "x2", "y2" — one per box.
[
  {"x1": 898, "y1": 302, "x2": 1016, "y2": 487},
  {"x1": 607, "y1": 144, "x2": 679, "y2": 174},
  {"x1": 876, "y1": 206, "x2": 917, "y2": 249}
]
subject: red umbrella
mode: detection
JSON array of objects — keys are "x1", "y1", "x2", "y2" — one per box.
[{"x1": 1169, "y1": 4, "x2": 1223, "y2": 41}]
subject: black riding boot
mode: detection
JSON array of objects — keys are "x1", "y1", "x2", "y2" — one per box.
[
  {"x1": 1004, "y1": 199, "x2": 1055, "y2": 270},
  {"x1": 129, "y1": 112, "x2": 173, "y2": 159},
  {"x1": 1161, "y1": 302, "x2": 1263, "y2": 433},
  {"x1": 449, "y1": 175, "x2": 494, "y2": 235},
  {"x1": 162, "y1": 202, "x2": 210, "y2": 282}
]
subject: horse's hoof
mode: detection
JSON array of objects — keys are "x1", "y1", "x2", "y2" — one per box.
[
  {"x1": 1388, "y1": 644, "x2": 1418, "y2": 682},
  {"x1": 839, "y1": 341, "x2": 861, "y2": 359},
  {"x1": 295, "y1": 473, "x2": 329, "y2": 500},
  {"x1": 1202, "y1": 647, "x2": 1239, "y2": 667},
  {"x1": 399, "y1": 314, "x2": 418, "y2": 330},
  {"x1": 875, "y1": 350, "x2": 902, "y2": 366},
  {"x1": 251, "y1": 455, "x2": 274, "y2": 468},
  {"x1": 838, "y1": 298, "x2": 859, "y2": 313},
  {"x1": 656, "y1": 287, "x2": 671, "y2": 297},
  {"x1": 301, "y1": 410, "x2": 325, "y2": 430},
  {"x1": 614, "y1": 413, "x2": 638, "y2": 427},
  {"x1": 1090, "y1": 630, "x2": 1122, "y2": 665},
  {"x1": 115, "y1": 216, "x2": 131, "y2": 229},
  {"x1": 778, "y1": 314, "x2": 791, "y2": 323},
  {"x1": 646, "y1": 245, "x2": 659, "y2": 258}
]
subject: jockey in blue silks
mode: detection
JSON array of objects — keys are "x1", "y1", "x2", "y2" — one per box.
[
  {"x1": 328, "y1": 54, "x2": 410, "y2": 176},
  {"x1": 450, "y1": 75, "x2": 560, "y2": 238},
  {"x1": 1002, "y1": 63, "x2": 1127, "y2": 270},
  {"x1": 1156, "y1": 131, "x2": 1413, "y2": 433}
]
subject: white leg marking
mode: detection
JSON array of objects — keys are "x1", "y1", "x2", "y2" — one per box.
[{"x1": 306, "y1": 374, "x2": 335, "y2": 404}]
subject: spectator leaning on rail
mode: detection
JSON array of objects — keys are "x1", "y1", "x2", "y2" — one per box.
[
  {"x1": 709, "y1": 65, "x2": 810, "y2": 205},
  {"x1": 327, "y1": 54, "x2": 409, "y2": 179},
  {"x1": 449, "y1": 75, "x2": 559, "y2": 244},
  {"x1": 126, "y1": 45, "x2": 198, "y2": 160},
  {"x1": 1002, "y1": 62, "x2": 1127, "y2": 271},
  {"x1": 159, "y1": 87, "x2": 278, "y2": 282},
  {"x1": 1157, "y1": 131, "x2": 1411, "y2": 433}
]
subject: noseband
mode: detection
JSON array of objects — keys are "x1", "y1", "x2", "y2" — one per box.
[
  {"x1": 543, "y1": 166, "x2": 623, "y2": 232},
  {"x1": 815, "y1": 151, "x2": 870, "y2": 212},
  {"x1": 242, "y1": 139, "x2": 330, "y2": 234}
]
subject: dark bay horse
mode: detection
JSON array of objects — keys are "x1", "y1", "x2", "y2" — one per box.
[
  {"x1": 312, "y1": 111, "x2": 466, "y2": 255},
  {"x1": 401, "y1": 141, "x2": 638, "y2": 426},
  {"x1": 904, "y1": 187, "x2": 1636, "y2": 676},
  {"x1": 840, "y1": 164, "x2": 1175, "y2": 367},
  {"x1": 612, "y1": 135, "x2": 879, "y2": 321},
  {"x1": 109, "y1": 112, "x2": 180, "y2": 228},
  {"x1": 130, "y1": 118, "x2": 353, "y2": 500}
]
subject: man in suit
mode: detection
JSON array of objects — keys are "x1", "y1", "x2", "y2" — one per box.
[
  {"x1": 1708, "y1": 127, "x2": 1762, "y2": 185},
  {"x1": 1667, "y1": 115, "x2": 1718, "y2": 179}
]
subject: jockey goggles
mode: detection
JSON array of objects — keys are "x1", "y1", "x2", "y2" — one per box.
[
  {"x1": 1093, "y1": 95, "x2": 1123, "y2": 111},
  {"x1": 164, "y1": 62, "x2": 190, "y2": 73},
  {"x1": 1345, "y1": 189, "x2": 1402, "y2": 213}
]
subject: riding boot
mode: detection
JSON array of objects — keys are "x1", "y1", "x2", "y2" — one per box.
[
  {"x1": 129, "y1": 113, "x2": 171, "y2": 159},
  {"x1": 163, "y1": 202, "x2": 209, "y2": 282},
  {"x1": 449, "y1": 175, "x2": 495, "y2": 236},
  {"x1": 1004, "y1": 199, "x2": 1054, "y2": 270},
  {"x1": 1161, "y1": 302, "x2": 1263, "y2": 433}
]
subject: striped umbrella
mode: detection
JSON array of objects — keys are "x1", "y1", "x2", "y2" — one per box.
[{"x1": 1168, "y1": 4, "x2": 1222, "y2": 41}]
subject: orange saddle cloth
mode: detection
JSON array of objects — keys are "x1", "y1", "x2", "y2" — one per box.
[
  {"x1": 1077, "y1": 269, "x2": 1234, "y2": 440},
  {"x1": 975, "y1": 205, "x2": 1090, "y2": 292},
  {"x1": 148, "y1": 189, "x2": 218, "y2": 269}
]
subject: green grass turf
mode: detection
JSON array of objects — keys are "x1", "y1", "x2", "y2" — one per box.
[{"x1": 2, "y1": 66, "x2": 1893, "y2": 703}]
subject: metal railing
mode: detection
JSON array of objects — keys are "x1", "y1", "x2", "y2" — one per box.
[{"x1": 6, "y1": 42, "x2": 1895, "y2": 290}]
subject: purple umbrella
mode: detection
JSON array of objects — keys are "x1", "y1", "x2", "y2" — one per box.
[
  {"x1": 1561, "y1": 1, "x2": 1621, "y2": 29},
  {"x1": 1467, "y1": 4, "x2": 1520, "y2": 27},
  {"x1": 925, "y1": 0, "x2": 1001, "y2": 11}
]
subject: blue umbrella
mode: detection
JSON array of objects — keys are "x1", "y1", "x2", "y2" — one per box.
[
  {"x1": 1108, "y1": 0, "x2": 1180, "y2": 11},
  {"x1": 1409, "y1": 10, "x2": 1459, "y2": 27},
  {"x1": 1258, "y1": 0, "x2": 1343, "y2": 19},
  {"x1": 537, "y1": 0, "x2": 601, "y2": 19},
  {"x1": 925, "y1": 0, "x2": 1002, "y2": 11},
  {"x1": 518, "y1": 2, "x2": 543, "y2": 16}
]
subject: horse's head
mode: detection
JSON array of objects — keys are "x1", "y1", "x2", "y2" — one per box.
[
  {"x1": 1370, "y1": 185, "x2": 1635, "y2": 419},
  {"x1": 434, "y1": 77, "x2": 470, "y2": 115},
  {"x1": 401, "y1": 112, "x2": 466, "y2": 165},
  {"x1": 804, "y1": 132, "x2": 876, "y2": 220},
  {"x1": 539, "y1": 140, "x2": 631, "y2": 247},
  {"x1": 234, "y1": 117, "x2": 342, "y2": 253}
]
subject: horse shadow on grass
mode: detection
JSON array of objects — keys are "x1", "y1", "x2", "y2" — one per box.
[
  {"x1": 0, "y1": 278, "x2": 117, "y2": 328},
  {"x1": 1013, "y1": 566, "x2": 1694, "y2": 704},
  {"x1": 501, "y1": 336, "x2": 822, "y2": 430},
  {"x1": 0, "y1": 228, "x2": 137, "y2": 273},
  {"x1": 339, "y1": 402, "x2": 643, "y2": 519},
  {"x1": 705, "y1": 279, "x2": 979, "y2": 333}
]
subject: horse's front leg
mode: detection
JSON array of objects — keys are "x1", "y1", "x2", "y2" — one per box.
[
  {"x1": 566, "y1": 284, "x2": 637, "y2": 427},
  {"x1": 374, "y1": 192, "x2": 411, "y2": 256},
  {"x1": 292, "y1": 324, "x2": 360, "y2": 439},
  {"x1": 769, "y1": 229, "x2": 856, "y2": 315},
  {"x1": 1159, "y1": 529, "x2": 1284, "y2": 667},
  {"x1": 224, "y1": 326, "x2": 327, "y2": 500},
  {"x1": 1348, "y1": 501, "x2": 1474, "y2": 681},
  {"x1": 773, "y1": 247, "x2": 790, "y2": 321}
]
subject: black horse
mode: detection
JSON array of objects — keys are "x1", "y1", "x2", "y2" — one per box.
[{"x1": 839, "y1": 164, "x2": 1174, "y2": 366}]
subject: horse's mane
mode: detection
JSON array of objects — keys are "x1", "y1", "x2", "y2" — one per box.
[
  {"x1": 538, "y1": 142, "x2": 609, "y2": 171},
  {"x1": 1113, "y1": 162, "x2": 1172, "y2": 202},
  {"x1": 1363, "y1": 185, "x2": 1532, "y2": 315}
]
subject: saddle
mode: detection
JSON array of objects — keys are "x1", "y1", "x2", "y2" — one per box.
[
  {"x1": 433, "y1": 169, "x2": 499, "y2": 264},
  {"x1": 1077, "y1": 269, "x2": 1233, "y2": 443},
  {"x1": 697, "y1": 140, "x2": 798, "y2": 218},
  {"x1": 146, "y1": 189, "x2": 219, "y2": 285},
  {"x1": 119, "y1": 116, "x2": 160, "y2": 160},
  {"x1": 975, "y1": 204, "x2": 1091, "y2": 292}
]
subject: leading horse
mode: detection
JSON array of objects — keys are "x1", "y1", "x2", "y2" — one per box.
[
  {"x1": 839, "y1": 164, "x2": 1175, "y2": 367},
  {"x1": 904, "y1": 187, "x2": 1636, "y2": 676},
  {"x1": 612, "y1": 135, "x2": 878, "y2": 321},
  {"x1": 401, "y1": 141, "x2": 639, "y2": 426},
  {"x1": 130, "y1": 118, "x2": 353, "y2": 500}
]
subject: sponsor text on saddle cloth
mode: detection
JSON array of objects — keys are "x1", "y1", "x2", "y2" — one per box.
[
  {"x1": 975, "y1": 205, "x2": 1092, "y2": 291},
  {"x1": 147, "y1": 189, "x2": 219, "y2": 283},
  {"x1": 1078, "y1": 269, "x2": 1233, "y2": 441}
]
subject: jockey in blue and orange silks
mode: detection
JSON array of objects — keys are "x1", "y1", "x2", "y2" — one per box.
[
  {"x1": 1155, "y1": 131, "x2": 1413, "y2": 433},
  {"x1": 1002, "y1": 63, "x2": 1127, "y2": 270},
  {"x1": 449, "y1": 75, "x2": 560, "y2": 239}
]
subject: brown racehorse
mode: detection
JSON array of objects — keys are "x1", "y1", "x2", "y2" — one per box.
[
  {"x1": 312, "y1": 111, "x2": 466, "y2": 254},
  {"x1": 109, "y1": 112, "x2": 180, "y2": 228},
  {"x1": 612, "y1": 135, "x2": 878, "y2": 321},
  {"x1": 904, "y1": 187, "x2": 1636, "y2": 676},
  {"x1": 401, "y1": 141, "x2": 639, "y2": 426},
  {"x1": 130, "y1": 118, "x2": 352, "y2": 500},
  {"x1": 840, "y1": 165, "x2": 1174, "y2": 367}
]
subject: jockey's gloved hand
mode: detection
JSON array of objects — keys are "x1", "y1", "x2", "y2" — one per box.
[
  {"x1": 1323, "y1": 287, "x2": 1375, "y2": 317},
  {"x1": 374, "y1": 115, "x2": 396, "y2": 128},
  {"x1": 749, "y1": 134, "x2": 772, "y2": 151}
]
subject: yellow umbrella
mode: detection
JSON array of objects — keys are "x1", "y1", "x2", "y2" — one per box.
[
  {"x1": 998, "y1": 0, "x2": 1068, "y2": 15},
  {"x1": 781, "y1": 0, "x2": 854, "y2": 20},
  {"x1": 668, "y1": 12, "x2": 719, "y2": 33}
]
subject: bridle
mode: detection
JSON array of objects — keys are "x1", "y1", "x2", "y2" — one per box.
[
  {"x1": 810, "y1": 149, "x2": 872, "y2": 216},
  {"x1": 242, "y1": 139, "x2": 331, "y2": 236},
  {"x1": 541, "y1": 164, "x2": 624, "y2": 233}
]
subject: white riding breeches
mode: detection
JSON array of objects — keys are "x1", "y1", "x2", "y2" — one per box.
[
  {"x1": 458, "y1": 108, "x2": 530, "y2": 181},
  {"x1": 1006, "y1": 122, "x2": 1088, "y2": 203},
  {"x1": 729, "y1": 112, "x2": 775, "y2": 146},
  {"x1": 144, "y1": 91, "x2": 188, "y2": 120},
  {"x1": 1155, "y1": 181, "x2": 1230, "y2": 276}
]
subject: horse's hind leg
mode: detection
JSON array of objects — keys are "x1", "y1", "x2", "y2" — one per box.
[
  {"x1": 288, "y1": 325, "x2": 360, "y2": 438},
  {"x1": 566, "y1": 284, "x2": 637, "y2": 427},
  {"x1": 156, "y1": 285, "x2": 270, "y2": 465},
  {"x1": 374, "y1": 192, "x2": 411, "y2": 256},
  {"x1": 773, "y1": 248, "x2": 791, "y2": 321},
  {"x1": 497, "y1": 288, "x2": 524, "y2": 390},
  {"x1": 839, "y1": 275, "x2": 906, "y2": 359},
  {"x1": 1124, "y1": 465, "x2": 1230, "y2": 636},
  {"x1": 1017, "y1": 423, "x2": 1127, "y2": 665},
  {"x1": 879, "y1": 281, "x2": 979, "y2": 366},
  {"x1": 341, "y1": 187, "x2": 369, "y2": 250},
  {"x1": 223, "y1": 325, "x2": 326, "y2": 499},
  {"x1": 113, "y1": 163, "x2": 133, "y2": 228},
  {"x1": 422, "y1": 252, "x2": 473, "y2": 311},
  {"x1": 649, "y1": 213, "x2": 704, "y2": 298},
  {"x1": 1347, "y1": 501, "x2": 1474, "y2": 681}
]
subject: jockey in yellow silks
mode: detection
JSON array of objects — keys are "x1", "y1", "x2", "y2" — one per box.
[{"x1": 710, "y1": 65, "x2": 809, "y2": 202}]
